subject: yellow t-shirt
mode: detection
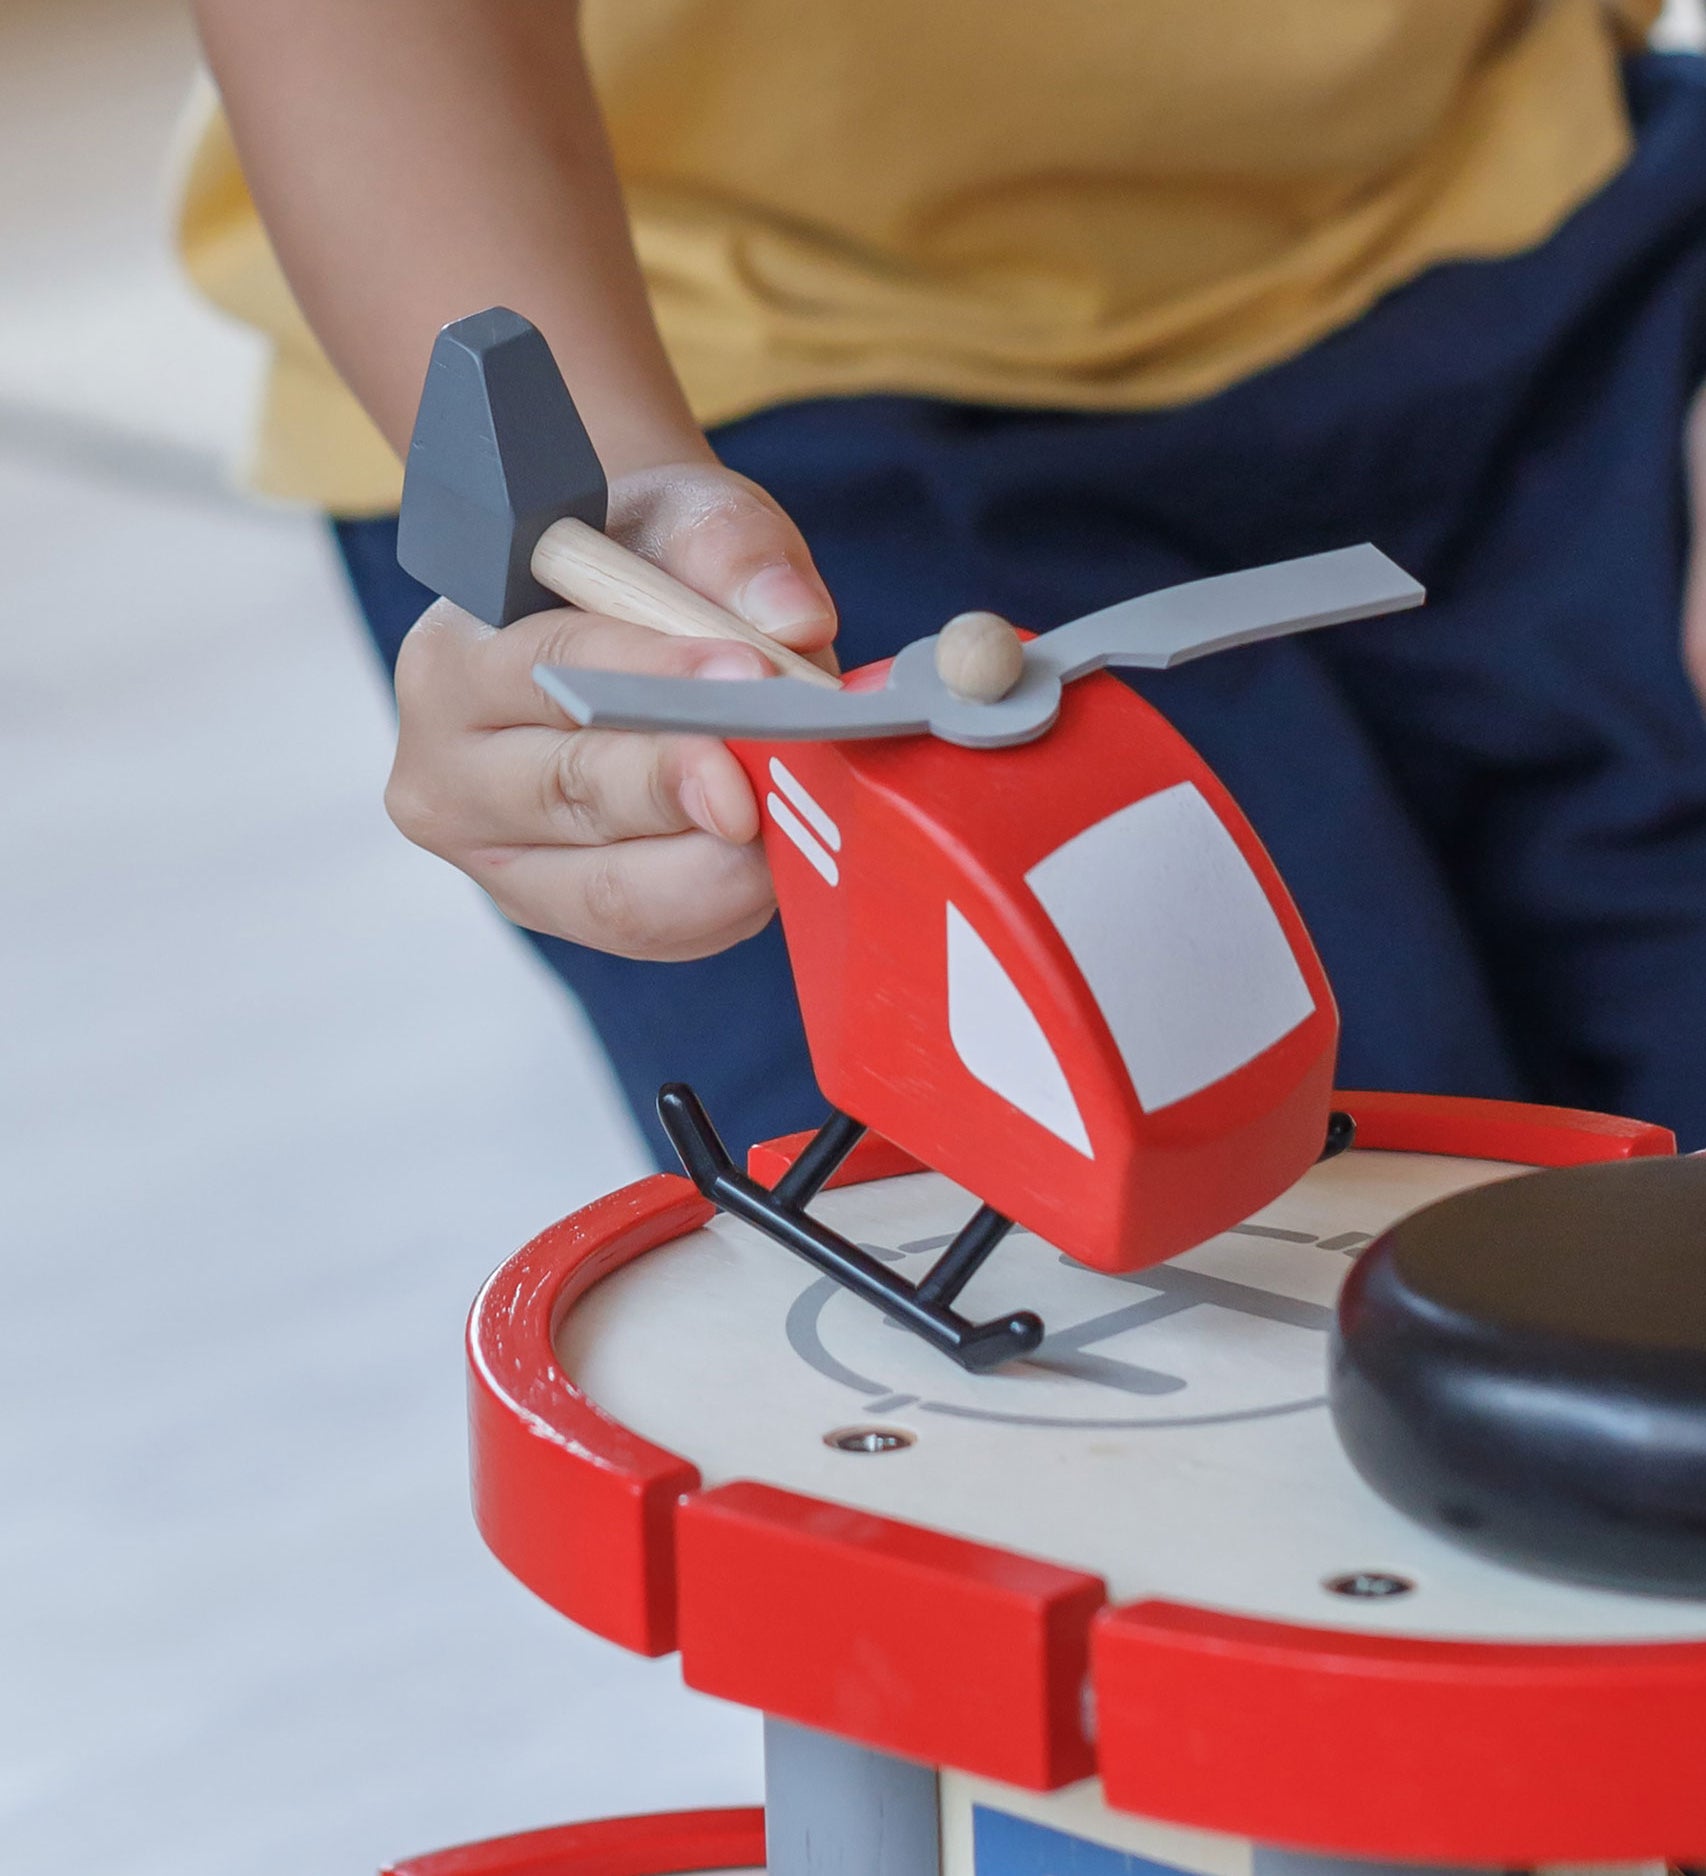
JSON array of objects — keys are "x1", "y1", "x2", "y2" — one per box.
[{"x1": 176, "y1": 0, "x2": 1657, "y2": 515}]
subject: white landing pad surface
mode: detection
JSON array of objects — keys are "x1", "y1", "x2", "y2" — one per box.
[{"x1": 561, "y1": 1148, "x2": 1706, "y2": 1645}]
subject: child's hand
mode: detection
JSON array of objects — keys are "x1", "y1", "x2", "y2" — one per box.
[{"x1": 384, "y1": 462, "x2": 837, "y2": 960}]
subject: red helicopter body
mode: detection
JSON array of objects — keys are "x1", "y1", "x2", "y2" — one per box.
[
  {"x1": 733, "y1": 658, "x2": 1339, "y2": 1276},
  {"x1": 403, "y1": 309, "x2": 1423, "y2": 1367}
]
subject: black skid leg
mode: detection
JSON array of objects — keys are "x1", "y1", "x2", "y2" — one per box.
[
  {"x1": 773, "y1": 1108, "x2": 866, "y2": 1208},
  {"x1": 657, "y1": 1084, "x2": 1043, "y2": 1373},
  {"x1": 915, "y1": 1204, "x2": 1015, "y2": 1307},
  {"x1": 1320, "y1": 1109, "x2": 1356, "y2": 1161}
]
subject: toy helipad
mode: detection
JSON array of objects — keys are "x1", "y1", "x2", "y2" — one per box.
[{"x1": 388, "y1": 1092, "x2": 1706, "y2": 1876}]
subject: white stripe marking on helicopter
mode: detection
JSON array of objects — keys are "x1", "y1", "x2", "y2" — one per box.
[
  {"x1": 768, "y1": 794, "x2": 839, "y2": 886},
  {"x1": 768, "y1": 759, "x2": 841, "y2": 851}
]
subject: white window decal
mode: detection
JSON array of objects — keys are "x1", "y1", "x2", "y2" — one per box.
[
  {"x1": 1025, "y1": 782, "x2": 1314, "y2": 1112},
  {"x1": 946, "y1": 903, "x2": 1092, "y2": 1155}
]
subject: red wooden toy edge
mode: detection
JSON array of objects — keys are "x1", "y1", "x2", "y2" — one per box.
[
  {"x1": 467, "y1": 1094, "x2": 1700, "y2": 1849},
  {"x1": 1093, "y1": 1601, "x2": 1706, "y2": 1863},
  {"x1": 467, "y1": 1174, "x2": 712, "y2": 1655},
  {"x1": 747, "y1": 1090, "x2": 1675, "y2": 1187},
  {"x1": 1335, "y1": 1087, "x2": 1675, "y2": 1164},
  {"x1": 382, "y1": 1806, "x2": 765, "y2": 1876},
  {"x1": 676, "y1": 1479, "x2": 1104, "y2": 1790}
]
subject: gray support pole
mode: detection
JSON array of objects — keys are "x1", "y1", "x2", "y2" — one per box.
[
  {"x1": 763, "y1": 1714, "x2": 941, "y2": 1876},
  {"x1": 1256, "y1": 1850, "x2": 1505, "y2": 1876}
]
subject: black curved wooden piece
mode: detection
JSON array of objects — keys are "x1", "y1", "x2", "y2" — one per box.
[{"x1": 1330, "y1": 1155, "x2": 1706, "y2": 1596}]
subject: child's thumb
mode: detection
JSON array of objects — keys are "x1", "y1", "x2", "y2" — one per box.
[{"x1": 650, "y1": 474, "x2": 839, "y2": 659}]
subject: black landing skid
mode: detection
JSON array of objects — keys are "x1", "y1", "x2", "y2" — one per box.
[
  {"x1": 1321, "y1": 1107, "x2": 1356, "y2": 1162},
  {"x1": 658, "y1": 1083, "x2": 1357, "y2": 1376},
  {"x1": 657, "y1": 1084, "x2": 1041, "y2": 1372}
]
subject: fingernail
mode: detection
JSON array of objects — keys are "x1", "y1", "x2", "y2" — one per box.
[
  {"x1": 697, "y1": 647, "x2": 766, "y2": 681},
  {"x1": 737, "y1": 563, "x2": 830, "y2": 636},
  {"x1": 679, "y1": 773, "x2": 722, "y2": 837}
]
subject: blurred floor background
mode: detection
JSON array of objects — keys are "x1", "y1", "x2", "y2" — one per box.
[
  {"x1": 0, "y1": 3, "x2": 758, "y2": 1874},
  {"x1": 6, "y1": 3, "x2": 1706, "y2": 1874}
]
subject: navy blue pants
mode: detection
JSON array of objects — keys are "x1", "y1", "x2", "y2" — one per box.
[{"x1": 338, "y1": 54, "x2": 1706, "y2": 1159}]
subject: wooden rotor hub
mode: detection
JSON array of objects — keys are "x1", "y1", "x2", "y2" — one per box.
[{"x1": 934, "y1": 610, "x2": 1026, "y2": 702}]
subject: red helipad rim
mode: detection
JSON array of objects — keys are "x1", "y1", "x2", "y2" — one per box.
[
  {"x1": 467, "y1": 1094, "x2": 1700, "y2": 1861},
  {"x1": 382, "y1": 1806, "x2": 764, "y2": 1876},
  {"x1": 468, "y1": 1176, "x2": 711, "y2": 1657}
]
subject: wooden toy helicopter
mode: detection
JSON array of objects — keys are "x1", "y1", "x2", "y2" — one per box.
[{"x1": 400, "y1": 309, "x2": 1425, "y2": 1371}]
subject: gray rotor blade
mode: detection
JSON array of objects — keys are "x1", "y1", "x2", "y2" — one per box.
[
  {"x1": 535, "y1": 543, "x2": 1424, "y2": 752},
  {"x1": 1037, "y1": 544, "x2": 1425, "y2": 680},
  {"x1": 534, "y1": 665, "x2": 931, "y2": 740}
]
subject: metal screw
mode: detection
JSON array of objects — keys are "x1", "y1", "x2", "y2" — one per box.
[
  {"x1": 825, "y1": 1426, "x2": 916, "y2": 1454},
  {"x1": 1325, "y1": 1570, "x2": 1416, "y2": 1600}
]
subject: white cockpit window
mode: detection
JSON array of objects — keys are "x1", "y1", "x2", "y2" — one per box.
[
  {"x1": 1024, "y1": 782, "x2": 1314, "y2": 1112},
  {"x1": 946, "y1": 904, "x2": 1092, "y2": 1155}
]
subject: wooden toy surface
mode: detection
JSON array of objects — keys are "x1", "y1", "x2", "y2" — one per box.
[
  {"x1": 467, "y1": 1096, "x2": 1702, "y2": 1860},
  {"x1": 559, "y1": 1144, "x2": 1706, "y2": 1647}
]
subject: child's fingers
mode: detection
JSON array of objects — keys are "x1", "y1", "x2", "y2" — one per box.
[
  {"x1": 608, "y1": 465, "x2": 840, "y2": 659},
  {"x1": 395, "y1": 596, "x2": 770, "y2": 736},
  {"x1": 468, "y1": 830, "x2": 777, "y2": 960},
  {"x1": 385, "y1": 542, "x2": 794, "y2": 958},
  {"x1": 419, "y1": 725, "x2": 761, "y2": 850}
]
